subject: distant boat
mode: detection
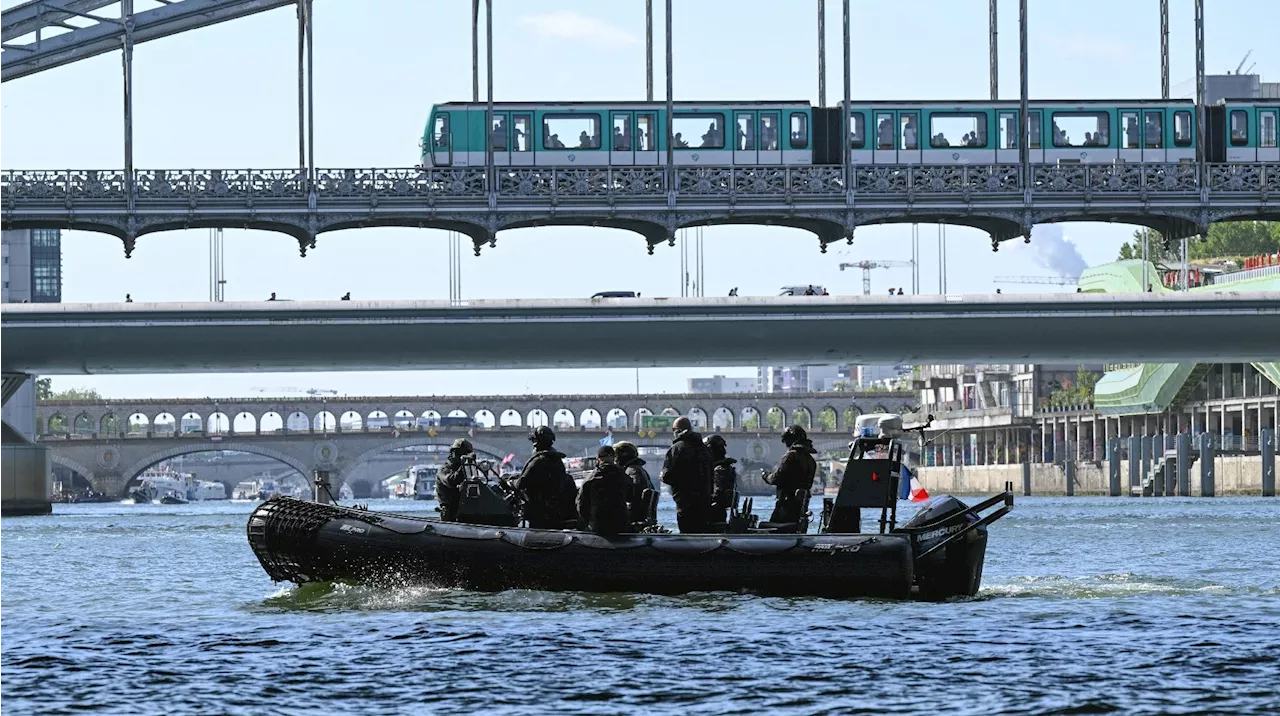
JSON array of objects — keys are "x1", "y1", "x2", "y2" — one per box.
[{"x1": 159, "y1": 490, "x2": 189, "y2": 505}]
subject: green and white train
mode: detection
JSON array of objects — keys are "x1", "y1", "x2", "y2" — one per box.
[{"x1": 422, "y1": 99, "x2": 1279, "y2": 168}]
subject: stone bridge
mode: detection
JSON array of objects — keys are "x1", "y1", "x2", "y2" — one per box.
[{"x1": 37, "y1": 391, "x2": 916, "y2": 497}]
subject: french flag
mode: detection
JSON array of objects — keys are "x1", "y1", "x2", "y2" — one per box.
[{"x1": 899, "y1": 465, "x2": 930, "y2": 503}]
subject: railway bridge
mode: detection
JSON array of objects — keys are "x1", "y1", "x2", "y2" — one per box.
[
  {"x1": 3, "y1": 164, "x2": 1278, "y2": 255},
  {"x1": 37, "y1": 391, "x2": 916, "y2": 497}
]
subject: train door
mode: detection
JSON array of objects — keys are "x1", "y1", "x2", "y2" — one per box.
[
  {"x1": 758, "y1": 111, "x2": 781, "y2": 164},
  {"x1": 1119, "y1": 109, "x2": 1143, "y2": 163},
  {"x1": 610, "y1": 111, "x2": 635, "y2": 166},
  {"x1": 1026, "y1": 110, "x2": 1044, "y2": 165},
  {"x1": 848, "y1": 110, "x2": 872, "y2": 165},
  {"x1": 635, "y1": 111, "x2": 659, "y2": 165},
  {"x1": 489, "y1": 111, "x2": 510, "y2": 166},
  {"x1": 733, "y1": 111, "x2": 757, "y2": 165},
  {"x1": 1170, "y1": 109, "x2": 1195, "y2": 162},
  {"x1": 898, "y1": 111, "x2": 921, "y2": 164},
  {"x1": 873, "y1": 110, "x2": 897, "y2": 163},
  {"x1": 1226, "y1": 107, "x2": 1254, "y2": 162},
  {"x1": 1258, "y1": 108, "x2": 1278, "y2": 162},
  {"x1": 996, "y1": 110, "x2": 1019, "y2": 164},
  {"x1": 510, "y1": 112, "x2": 533, "y2": 166},
  {"x1": 1142, "y1": 109, "x2": 1166, "y2": 163},
  {"x1": 431, "y1": 112, "x2": 452, "y2": 167}
]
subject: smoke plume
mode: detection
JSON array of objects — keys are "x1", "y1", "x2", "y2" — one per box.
[{"x1": 1025, "y1": 224, "x2": 1087, "y2": 278}]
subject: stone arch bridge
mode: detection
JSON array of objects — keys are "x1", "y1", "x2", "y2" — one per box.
[{"x1": 38, "y1": 391, "x2": 916, "y2": 496}]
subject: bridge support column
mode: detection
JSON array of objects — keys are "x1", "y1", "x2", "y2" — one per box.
[
  {"x1": 1021, "y1": 460, "x2": 1031, "y2": 497},
  {"x1": 1199, "y1": 431, "x2": 1215, "y2": 497},
  {"x1": 1107, "y1": 438, "x2": 1120, "y2": 496},
  {"x1": 1064, "y1": 440, "x2": 1075, "y2": 496},
  {"x1": 1262, "y1": 428, "x2": 1276, "y2": 497},
  {"x1": 1128, "y1": 435, "x2": 1140, "y2": 496},
  {"x1": 2, "y1": 373, "x2": 51, "y2": 516},
  {"x1": 1176, "y1": 431, "x2": 1190, "y2": 496}
]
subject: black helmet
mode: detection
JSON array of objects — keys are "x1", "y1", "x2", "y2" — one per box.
[
  {"x1": 781, "y1": 425, "x2": 808, "y2": 446},
  {"x1": 450, "y1": 438, "x2": 474, "y2": 453},
  {"x1": 614, "y1": 441, "x2": 638, "y2": 462},
  {"x1": 529, "y1": 425, "x2": 556, "y2": 445},
  {"x1": 704, "y1": 434, "x2": 727, "y2": 457}
]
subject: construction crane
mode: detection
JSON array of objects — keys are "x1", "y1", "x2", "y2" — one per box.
[
  {"x1": 251, "y1": 387, "x2": 339, "y2": 397},
  {"x1": 993, "y1": 275, "x2": 1079, "y2": 286},
  {"x1": 838, "y1": 260, "x2": 916, "y2": 295}
]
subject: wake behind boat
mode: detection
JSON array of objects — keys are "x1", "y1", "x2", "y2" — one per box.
[{"x1": 247, "y1": 414, "x2": 1013, "y2": 600}]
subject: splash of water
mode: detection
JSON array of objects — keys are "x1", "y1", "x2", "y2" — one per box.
[{"x1": 1025, "y1": 224, "x2": 1088, "y2": 278}]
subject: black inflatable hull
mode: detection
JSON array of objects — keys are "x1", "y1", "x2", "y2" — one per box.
[{"x1": 247, "y1": 497, "x2": 1000, "y2": 600}]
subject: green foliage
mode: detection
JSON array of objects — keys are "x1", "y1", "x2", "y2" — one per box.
[
  {"x1": 742, "y1": 413, "x2": 760, "y2": 430},
  {"x1": 791, "y1": 409, "x2": 811, "y2": 428},
  {"x1": 766, "y1": 407, "x2": 785, "y2": 430},
  {"x1": 44, "y1": 386, "x2": 103, "y2": 402},
  {"x1": 1045, "y1": 366, "x2": 1101, "y2": 408},
  {"x1": 816, "y1": 408, "x2": 838, "y2": 432},
  {"x1": 1117, "y1": 222, "x2": 1279, "y2": 263},
  {"x1": 36, "y1": 378, "x2": 52, "y2": 400}
]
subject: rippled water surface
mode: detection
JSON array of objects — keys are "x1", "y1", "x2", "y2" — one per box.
[{"x1": 4, "y1": 496, "x2": 1279, "y2": 715}]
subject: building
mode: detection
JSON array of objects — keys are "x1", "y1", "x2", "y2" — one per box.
[
  {"x1": 1, "y1": 229, "x2": 62, "y2": 304},
  {"x1": 686, "y1": 375, "x2": 756, "y2": 394},
  {"x1": 1201, "y1": 72, "x2": 1280, "y2": 104},
  {"x1": 756, "y1": 363, "x2": 909, "y2": 393}
]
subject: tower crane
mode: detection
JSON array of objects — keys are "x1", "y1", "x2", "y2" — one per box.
[
  {"x1": 838, "y1": 260, "x2": 916, "y2": 295},
  {"x1": 993, "y1": 276, "x2": 1079, "y2": 286}
]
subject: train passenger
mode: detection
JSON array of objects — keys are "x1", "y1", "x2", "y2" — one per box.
[
  {"x1": 614, "y1": 441, "x2": 656, "y2": 524},
  {"x1": 903, "y1": 116, "x2": 918, "y2": 149},
  {"x1": 435, "y1": 438, "x2": 474, "y2": 522},
  {"x1": 578, "y1": 130, "x2": 594, "y2": 149},
  {"x1": 705, "y1": 435, "x2": 738, "y2": 525},
  {"x1": 763, "y1": 426, "x2": 818, "y2": 525},
  {"x1": 674, "y1": 132, "x2": 690, "y2": 148},
  {"x1": 660, "y1": 417, "x2": 714, "y2": 534},
  {"x1": 613, "y1": 126, "x2": 630, "y2": 151},
  {"x1": 878, "y1": 118, "x2": 894, "y2": 149},
  {"x1": 701, "y1": 122, "x2": 720, "y2": 148},
  {"x1": 491, "y1": 118, "x2": 507, "y2": 151},
  {"x1": 513, "y1": 426, "x2": 575, "y2": 529},
  {"x1": 577, "y1": 445, "x2": 631, "y2": 536},
  {"x1": 761, "y1": 117, "x2": 778, "y2": 150},
  {"x1": 547, "y1": 133, "x2": 566, "y2": 149}
]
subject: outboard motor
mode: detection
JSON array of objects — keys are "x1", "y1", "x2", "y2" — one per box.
[{"x1": 900, "y1": 495, "x2": 989, "y2": 600}]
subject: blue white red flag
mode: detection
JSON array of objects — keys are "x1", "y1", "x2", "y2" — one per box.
[{"x1": 599, "y1": 430, "x2": 614, "y2": 447}]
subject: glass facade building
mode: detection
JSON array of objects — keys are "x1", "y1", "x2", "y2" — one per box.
[{"x1": 30, "y1": 229, "x2": 62, "y2": 303}]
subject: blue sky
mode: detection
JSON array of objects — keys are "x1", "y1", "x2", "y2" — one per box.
[{"x1": 3, "y1": 0, "x2": 1276, "y2": 399}]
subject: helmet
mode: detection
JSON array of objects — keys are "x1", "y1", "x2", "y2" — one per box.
[
  {"x1": 704, "y1": 434, "x2": 727, "y2": 457},
  {"x1": 450, "y1": 438, "x2": 474, "y2": 453},
  {"x1": 614, "y1": 441, "x2": 638, "y2": 462},
  {"x1": 781, "y1": 425, "x2": 808, "y2": 446},
  {"x1": 529, "y1": 425, "x2": 556, "y2": 445}
]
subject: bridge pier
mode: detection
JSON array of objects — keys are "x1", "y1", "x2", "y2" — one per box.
[{"x1": 2, "y1": 374, "x2": 52, "y2": 516}]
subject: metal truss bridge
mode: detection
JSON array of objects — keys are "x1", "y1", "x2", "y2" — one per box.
[{"x1": 3, "y1": 163, "x2": 1278, "y2": 256}]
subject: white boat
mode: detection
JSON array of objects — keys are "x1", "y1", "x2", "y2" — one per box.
[
  {"x1": 411, "y1": 465, "x2": 438, "y2": 500},
  {"x1": 232, "y1": 480, "x2": 260, "y2": 501}
]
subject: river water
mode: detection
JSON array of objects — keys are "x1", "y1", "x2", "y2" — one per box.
[{"x1": 3, "y1": 496, "x2": 1279, "y2": 715}]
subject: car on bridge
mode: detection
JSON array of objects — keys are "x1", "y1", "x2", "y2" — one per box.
[
  {"x1": 592, "y1": 291, "x2": 639, "y2": 298},
  {"x1": 779, "y1": 286, "x2": 828, "y2": 296}
]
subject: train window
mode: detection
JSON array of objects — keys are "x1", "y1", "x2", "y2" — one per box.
[
  {"x1": 1174, "y1": 111, "x2": 1193, "y2": 147},
  {"x1": 613, "y1": 114, "x2": 632, "y2": 151},
  {"x1": 432, "y1": 114, "x2": 449, "y2": 148},
  {"x1": 876, "y1": 112, "x2": 895, "y2": 149},
  {"x1": 998, "y1": 111, "x2": 1017, "y2": 149},
  {"x1": 1230, "y1": 110, "x2": 1248, "y2": 146},
  {"x1": 900, "y1": 113, "x2": 919, "y2": 150},
  {"x1": 543, "y1": 114, "x2": 601, "y2": 150},
  {"x1": 760, "y1": 112, "x2": 780, "y2": 150},
  {"x1": 1121, "y1": 112, "x2": 1140, "y2": 149},
  {"x1": 512, "y1": 114, "x2": 531, "y2": 152},
  {"x1": 1143, "y1": 112, "x2": 1163, "y2": 149},
  {"x1": 790, "y1": 113, "x2": 809, "y2": 149},
  {"x1": 490, "y1": 114, "x2": 508, "y2": 151},
  {"x1": 736, "y1": 113, "x2": 755, "y2": 150},
  {"x1": 637, "y1": 113, "x2": 656, "y2": 151},
  {"x1": 1028, "y1": 111, "x2": 1042, "y2": 149},
  {"x1": 1261, "y1": 110, "x2": 1278, "y2": 148},
  {"x1": 673, "y1": 113, "x2": 724, "y2": 149},
  {"x1": 848, "y1": 112, "x2": 865, "y2": 149},
  {"x1": 929, "y1": 112, "x2": 988, "y2": 148},
  {"x1": 1051, "y1": 111, "x2": 1109, "y2": 148}
]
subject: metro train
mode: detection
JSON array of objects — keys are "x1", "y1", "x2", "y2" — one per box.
[{"x1": 421, "y1": 99, "x2": 1279, "y2": 168}]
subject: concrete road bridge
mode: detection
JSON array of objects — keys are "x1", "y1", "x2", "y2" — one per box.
[{"x1": 37, "y1": 391, "x2": 916, "y2": 497}]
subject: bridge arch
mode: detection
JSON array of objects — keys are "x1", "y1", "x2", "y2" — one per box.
[
  {"x1": 817, "y1": 406, "x2": 839, "y2": 432},
  {"x1": 765, "y1": 406, "x2": 786, "y2": 430},
  {"x1": 579, "y1": 408, "x2": 601, "y2": 430},
  {"x1": 313, "y1": 411, "x2": 336, "y2": 432},
  {"x1": 126, "y1": 412, "x2": 149, "y2": 435},
  {"x1": 498, "y1": 409, "x2": 522, "y2": 427},
  {"x1": 207, "y1": 412, "x2": 229, "y2": 433},
  {"x1": 392, "y1": 410, "x2": 415, "y2": 429},
  {"x1": 688, "y1": 407, "x2": 708, "y2": 429},
  {"x1": 118, "y1": 443, "x2": 311, "y2": 496},
  {"x1": 526, "y1": 409, "x2": 549, "y2": 428},
  {"x1": 51, "y1": 454, "x2": 98, "y2": 489},
  {"x1": 473, "y1": 409, "x2": 496, "y2": 429},
  {"x1": 740, "y1": 407, "x2": 760, "y2": 429},
  {"x1": 72, "y1": 413, "x2": 94, "y2": 436},
  {"x1": 153, "y1": 412, "x2": 177, "y2": 436},
  {"x1": 261, "y1": 411, "x2": 284, "y2": 433},
  {"x1": 99, "y1": 413, "x2": 120, "y2": 435},
  {"x1": 712, "y1": 407, "x2": 734, "y2": 430},
  {"x1": 552, "y1": 409, "x2": 575, "y2": 429},
  {"x1": 605, "y1": 408, "x2": 627, "y2": 429},
  {"x1": 232, "y1": 411, "x2": 256, "y2": 434}
]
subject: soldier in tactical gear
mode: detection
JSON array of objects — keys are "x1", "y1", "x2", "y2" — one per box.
[
  {"x1": 660, "y1": 417, "x2": 714, "y2": 533},
  {"x1": 762, "y1": 425, "x2": 818, "y2": 524},
  {"x1": 577, "y1": 445, "x2": 631, "y2": 535},
  {"x1": 435, "y1": 438, "x2": 473, "y2": 521},
  {"x1": 614, "y1": 441, "x2": 656, "y2": 524},
  {"x1": 512, "y1": 425, "x2": 575, "y2": 529},
  {"x1": 705, "y1": 434, "x2": 738, "y2": 525}
]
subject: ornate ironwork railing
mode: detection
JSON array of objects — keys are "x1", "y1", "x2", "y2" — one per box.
[{"x1": 3, "y1": 163, "x2": 1277, "y2": 205}]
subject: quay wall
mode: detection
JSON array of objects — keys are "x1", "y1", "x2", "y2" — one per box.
[{"x1": 915, "y1": 455, "x2": 1276, "y2": 496}]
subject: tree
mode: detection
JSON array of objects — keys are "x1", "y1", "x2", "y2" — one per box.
[
  {"x1": 1117, "y1": 228, "x2": 1179, "y2": 262},
  {"x1": 44, "y1": 386, "x2": 103, "y2": 402},
  {"x1": 816, "y1": 408, "x2": 838, "y2": 432},
  {"x1": 1117, "y1": 222, "x2": 1279, "y2": 263},
  {"x1": 766, "y1": 407, "x2": 785, "y2": 430},
  {"x1": 742, "y1": 413, "x2": 760, "y2": 430},
  {"x1": 36, "y1": 378, "x2": 52, "y2": 400},
  {"x1": 1047, "y1": 365, "x2": 1101, "y2": 407}
]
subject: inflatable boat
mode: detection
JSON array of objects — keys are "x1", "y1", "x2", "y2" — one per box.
[{"x1": 246, "y1": 415, "x2": 1013, "y2": 600}]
